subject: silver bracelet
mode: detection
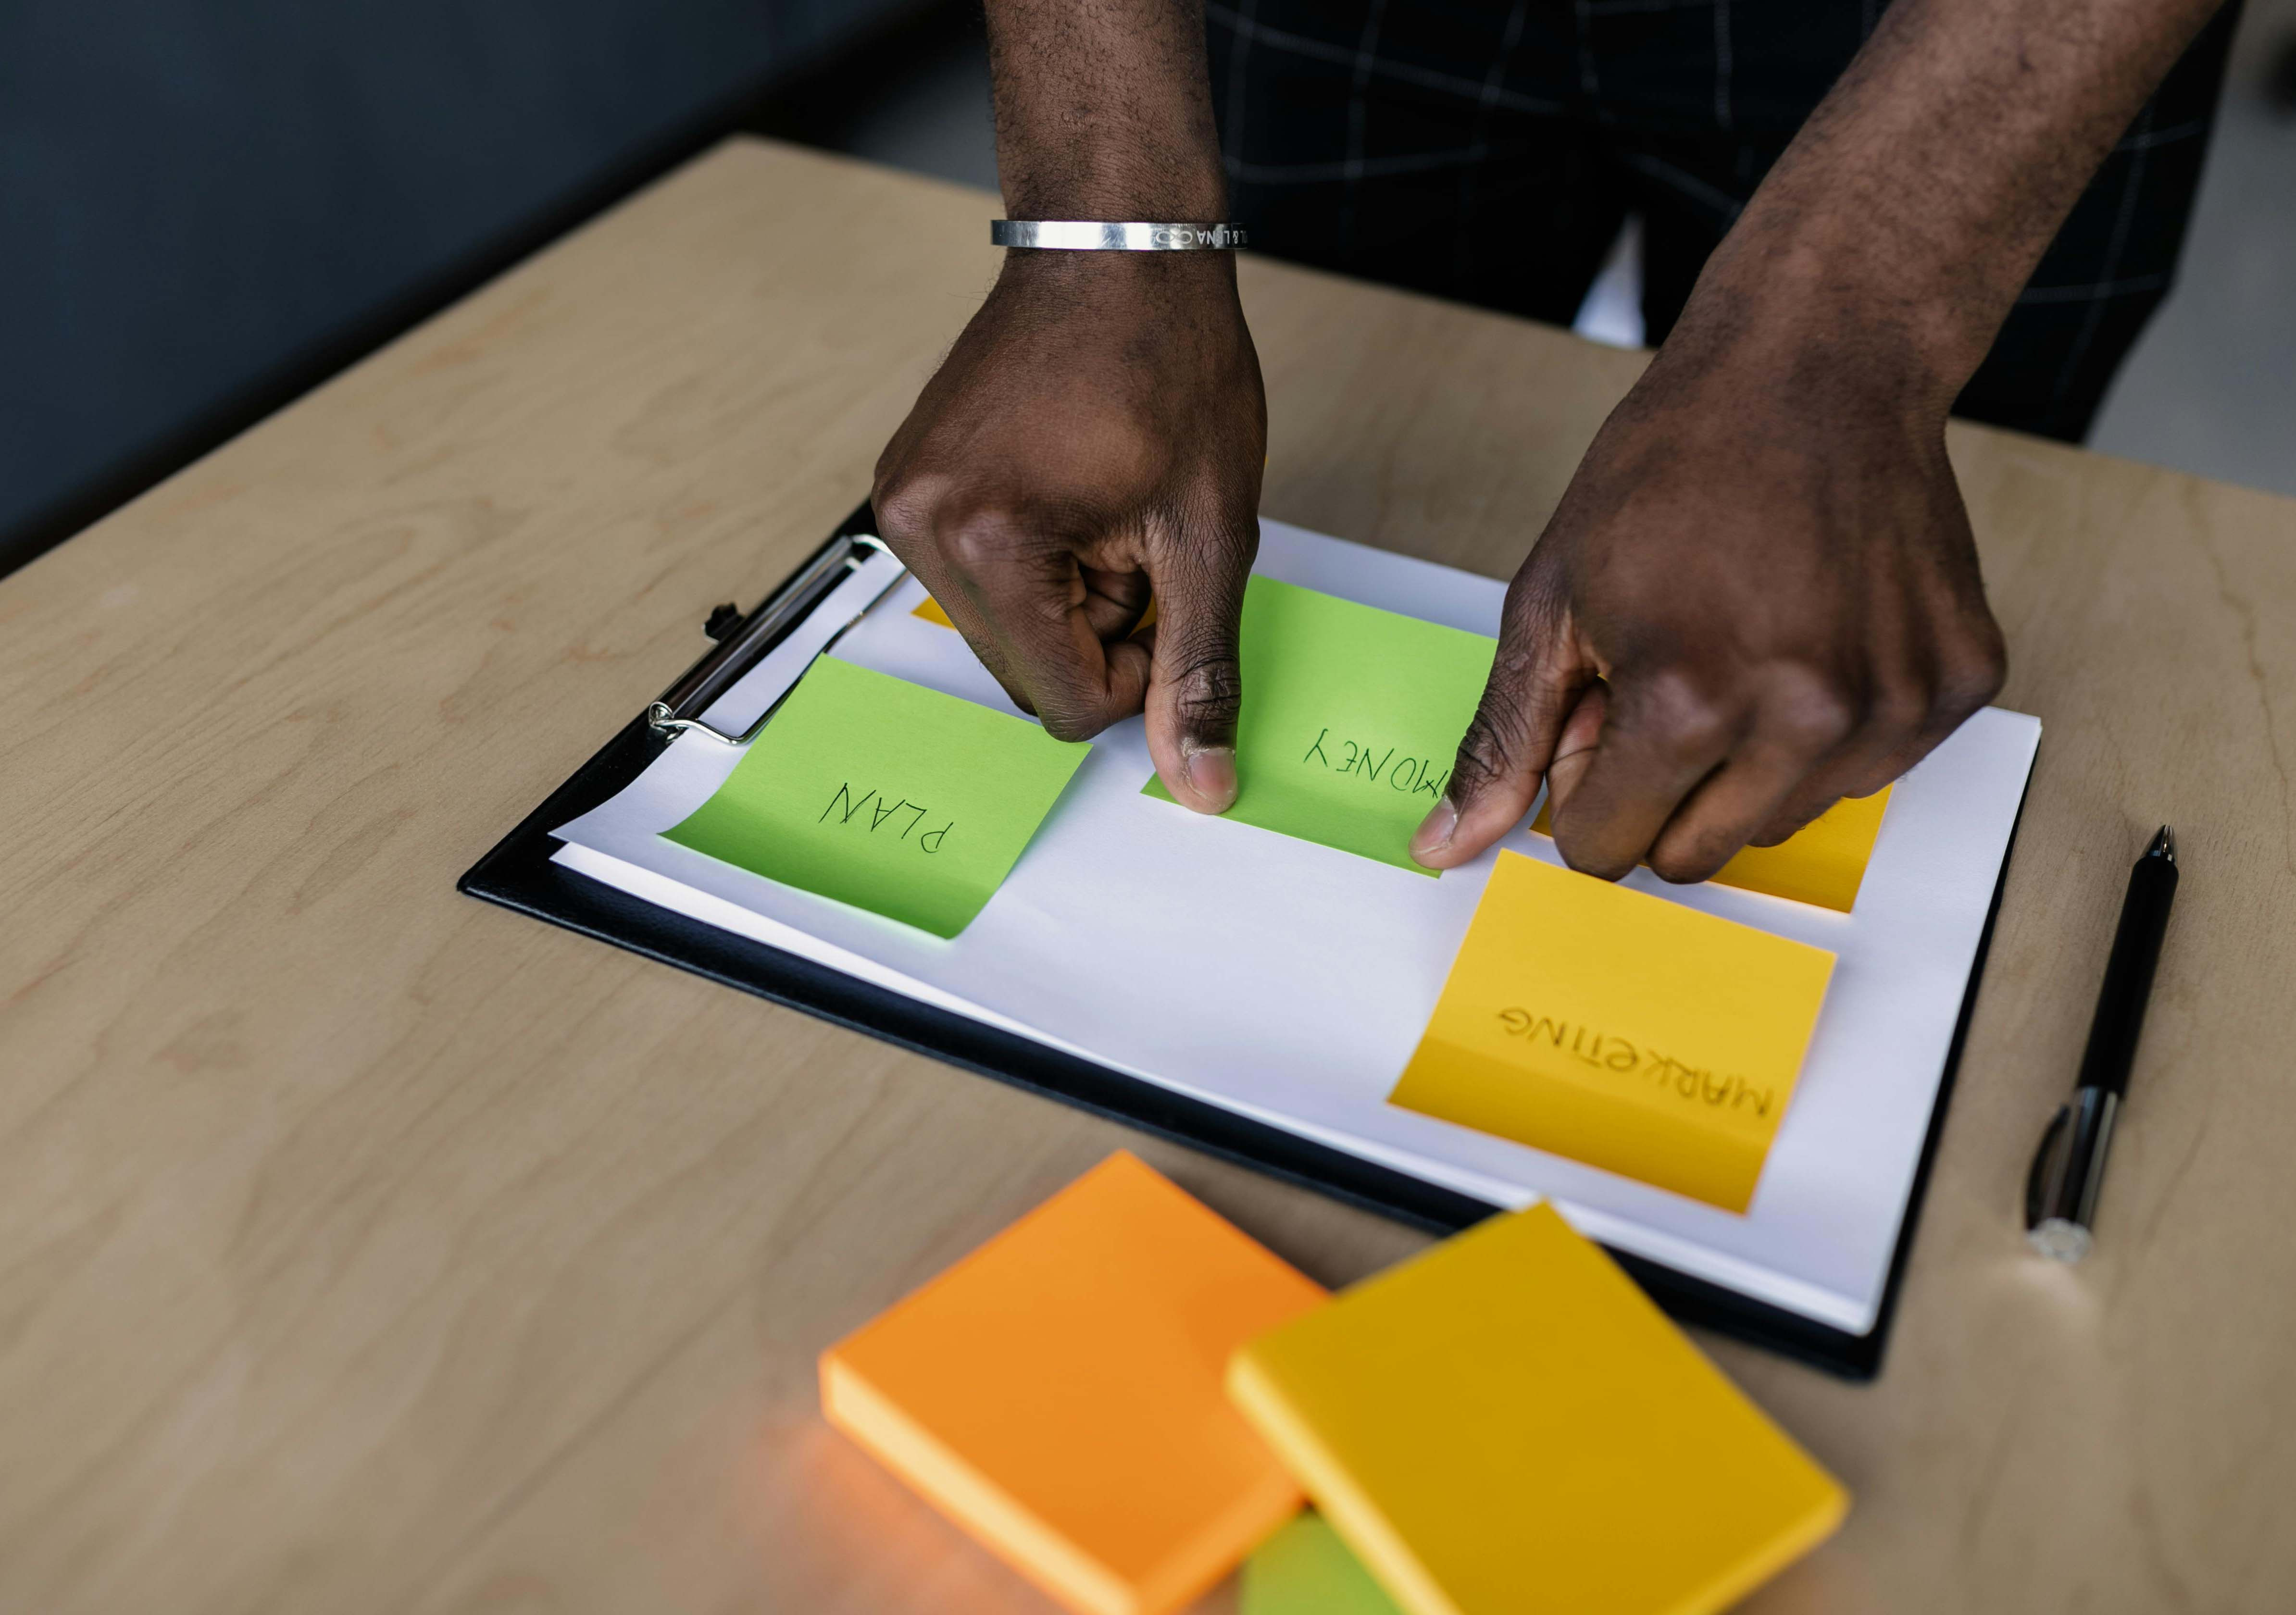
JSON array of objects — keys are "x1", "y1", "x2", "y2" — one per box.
[{"x1": 990, "y1": 220, "x2": 1248, "y2": 251}]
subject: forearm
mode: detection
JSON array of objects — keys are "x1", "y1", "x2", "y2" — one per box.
[
  {"x1": 1677, "y1": 0, "x2": 2224, "y2": 408},
  {"x1": 985, "y1": 0, "x2": 1226, "y2": 218}
]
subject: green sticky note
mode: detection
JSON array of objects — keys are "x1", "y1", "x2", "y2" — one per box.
[
  {"x1": 1145, "y1": 575, "x2": 1496, "y2": 873},
  {"x1": 1242, "y1": 1515, "x2": 1404, "y2": 1615},
  {"x1": 662, "y1": 656, "x2": 1088, "y2": 938}
]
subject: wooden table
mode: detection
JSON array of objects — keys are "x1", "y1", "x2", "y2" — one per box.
[{"x1": 4, "y1": 138, "x2": 2293, "y2": 1615}]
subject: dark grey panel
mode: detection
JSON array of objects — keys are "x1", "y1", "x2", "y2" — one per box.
[{"x1": 0, "y1": 0, "x2": 910, "y2": 544}]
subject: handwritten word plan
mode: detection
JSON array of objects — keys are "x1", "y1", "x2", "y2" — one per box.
[
  {"x1": 1388, "y1": 853, "x2": 1835, "y2": 1212},
  {"x1": 1144, "y1": 576, "x2": 1497, "y2": 873},
  {"x1": 662, "y1": 656, "x2": 1089, "y2": 938}
]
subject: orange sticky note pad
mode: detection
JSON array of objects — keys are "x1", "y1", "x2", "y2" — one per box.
[
  {"x1": 1389, "y1": 853, "x2": 1835, "y2": 1212},
  {"x1": 1534, "y1": 785, "x2": 1891, "y2": 912},
  {"x1": 818, "y1": 1152, "x2": 1326, "y2": 1615}
]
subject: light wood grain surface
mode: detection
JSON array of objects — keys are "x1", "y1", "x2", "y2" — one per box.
[{"x1": 3, "y1": 138, "x2": 2293, "y2": 1615}]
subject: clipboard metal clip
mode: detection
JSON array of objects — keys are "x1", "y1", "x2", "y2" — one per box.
[{"x1": 645, "y1": 526, "x2": 903, "y2": 747}]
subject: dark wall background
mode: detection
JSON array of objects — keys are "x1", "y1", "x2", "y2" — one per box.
[{"x1": 0, "y1": 0, "x2": 916, "y2": 566}]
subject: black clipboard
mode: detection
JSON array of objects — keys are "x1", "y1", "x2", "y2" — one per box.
[{"x1": 460, "y1": 501, "x2": 2025, "y2": 1380}]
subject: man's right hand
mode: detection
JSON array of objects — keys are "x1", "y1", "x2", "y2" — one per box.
[{"x1": 873, "y1": 248, "x2": 1265, "y2": 812}]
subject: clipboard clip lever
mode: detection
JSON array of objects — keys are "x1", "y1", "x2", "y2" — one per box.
[
  {"x1": 644, "y1": 527, "x2": 900, "y2": 747},
  {"x1": 645, "y1": 699, "x2": 775, "y2": 748}
]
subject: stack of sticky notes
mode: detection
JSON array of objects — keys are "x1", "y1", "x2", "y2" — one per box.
[
  {"x1": 818, "y1": 1152, "x2": 1325, "y2": 1615},
  {"x1": 820, "y1": 1152, "x2": 1846, "y2": 1615},
  {"x1": 1390, "y1": 852, "x2": 1837, "y2": 1212},
  {"x1": 1227, "y1": 1202, "x2": 1848, "y2": 1615}
]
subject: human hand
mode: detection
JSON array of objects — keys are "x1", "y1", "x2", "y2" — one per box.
[
  {"x1": 1410, "y1": 337, "x2": 2006, "y2": 880},
  {"x1": 873, "y1": 250, "x2": 1265, "y2": 811}
]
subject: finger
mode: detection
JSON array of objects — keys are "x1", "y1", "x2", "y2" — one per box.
[
  {"x1": 886, "y1": 532, "x2": 1047, "y2": 715},
  {"x1": 1547, "y1": 670, "x2": 1743, "y2": 880},
  {"x1": 1413, "y1": 574, "x2": 1587, "y2": 870},
  {"x1": 1141, "y1": 519, "x2": 1255, "y2": 813},
  {"x1": 1749, "y1": 614, "x2": 2004, "y2": 846},
  {"x1": 1079, "y1": 562, "x2": 1152, "y2": 643},
  {"x1": 1740, "y1": 608, "x2": 1927, "y2": 848},
  {"x1": 1540, "y1": 681, "x2": 1610, "y2": 822},
  {"x1": 1743, "y1": 691, "x2": 1917, "y2": 847},
  {"x1": 1642, "y1": 673, "x2": 1856, "y2": 882},
  {"x1": 943, "y1": 511, "x2": 1150, "y2": 739}
]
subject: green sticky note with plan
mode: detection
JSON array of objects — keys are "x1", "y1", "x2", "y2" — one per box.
[
  {"x1": 663, "y1": 657, "x2": 1088, "y2": 938},
  {"x1": 1242, "y1": 1515, "x2": 1403, "y2": 1615},
  {"x1": 1145, "y1": 575, "x2": 1496, "y2": 873}
]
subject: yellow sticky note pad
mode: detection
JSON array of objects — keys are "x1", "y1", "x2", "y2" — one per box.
[
  {"x1": 1389, "y1": 853, "x2": 1835, "y2": 1212},
  {"x1": 1533, "y1": 785, "x2": 1891, "y2": 912},
  {"x1": 1225, "y1": 1205, "x2": 1848, "y2": 1615}
]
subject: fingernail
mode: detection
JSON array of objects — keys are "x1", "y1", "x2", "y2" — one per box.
[
  {"x1": 1411, "y1": 797, "x2": 1459, "y2": 861},
  {"x1": 1185, "y1": 745, "x2": 1237, "y2": 812}
]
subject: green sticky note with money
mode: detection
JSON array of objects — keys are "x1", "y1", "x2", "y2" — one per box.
[
  {"x1": 1242, "y1": 1515, "x2": 1404, "y2": 1615},
  {"x1": 1145, "y1": 575, "x2": 1496, "y2": 873},
  {"x1": 663, "y1": 656, "x2": 1088, "y2": 938}
]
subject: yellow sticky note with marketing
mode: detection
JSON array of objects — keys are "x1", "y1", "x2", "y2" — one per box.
[
  {"x1": 1533, "y1": 786, "x2": 1891, "y2": 913},
  {"x1": 1389, "y1": 853, "x2": 1835, "y2": 1212}
]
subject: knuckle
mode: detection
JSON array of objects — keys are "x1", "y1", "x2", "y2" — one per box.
[
  {"x1": 1867, "y1": 676, "x2": 1929, "y2": 741},
  {"x1": 870, "y1": 474, "x2": 940, "y2": 557},
  {"x1": 943, "y1": 506, "x2": 1025, "y2": 576},
  {"x1": 1452, "y1": 698, "x2": 1533, "y2": 800},
  {"x1": 1174, "y1": 502, "x2": 1259, "y2": 570},
  {"x1": 1173, "y1": 654, "x2": 1243, "y2": 733},
  {"x1": 1935, "y1": 623, "x2": 2008, "y2": 717},
  {"x1": 1762, "y1": 671, "x2": 1858, "y2": 754},
  {"x1": 1498, "y1": 560, "x2": 1569, "y2": 648},
  {"x1": 1638, "y1": 671, "x2": 1735, "y2": 763}
]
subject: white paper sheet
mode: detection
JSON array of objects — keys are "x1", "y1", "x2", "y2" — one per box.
[{"x1": 553, "y1": 520, "x2": 2039, "y2": 1334}]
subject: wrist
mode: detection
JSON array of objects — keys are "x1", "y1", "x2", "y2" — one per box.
[
  {"x1": 1656, "y1": 238, "x2": 1969, "y2": 433},
  {"x1": 1667, "y1": 159, "x2": 2018, "y2": 422},
  {"x1": 993, "y1": 238, "x2": 1240, "y2": 306}
]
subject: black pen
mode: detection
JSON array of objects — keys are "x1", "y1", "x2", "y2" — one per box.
[{"x1": 2026, "y1": 826, "x2": 2180, "y2": 1261}]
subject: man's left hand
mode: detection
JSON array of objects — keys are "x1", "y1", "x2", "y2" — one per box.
[{"x1": 1410, "y1": 334, "x2": 2008, "y2": 881}]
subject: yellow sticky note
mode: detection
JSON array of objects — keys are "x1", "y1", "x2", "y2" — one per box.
[
  {"x1": 1389, "y1": 852, "x2": 1834, "y2": 1212},
  {"x1": 915, "y1": 594, "x2": 1158, "y2": 634},
  {"x1": 1533, "y1": 785, "x2": 1891, "y2": 912}
]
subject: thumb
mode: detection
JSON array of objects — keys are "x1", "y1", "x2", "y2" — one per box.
[
  {"x1": 1412, "y1": 582, "x2": 1586, "y2": 869},
  {"x1": 1143, "y1": 522, "x2": 1254, "y2": 814}
]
